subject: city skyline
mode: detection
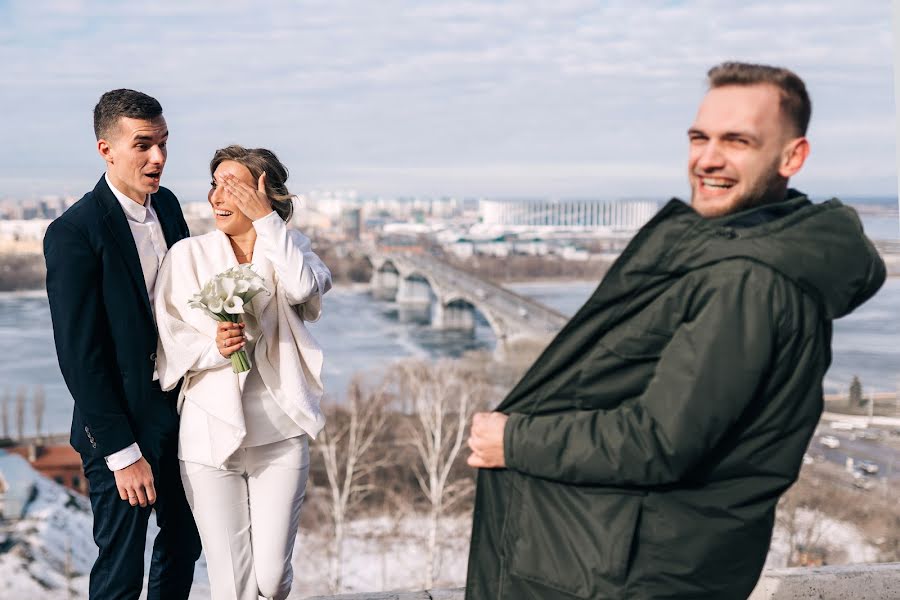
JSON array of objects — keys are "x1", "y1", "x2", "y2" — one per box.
[{"x1": 0, "y1": 1, "x2": 895, "y2": 201}]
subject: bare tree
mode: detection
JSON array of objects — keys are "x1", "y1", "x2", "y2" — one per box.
[
  {"x1": 391, "y1": 359, "x2": 486, "y2": 589},
  {"x1": 33, "y1": 384, "x2": 46, "y2": 439},
  {"x1": 1, "y1": 389, "x2": 9, "y2": 439},
  {"x1": 368, "y1": 487, "x2": 416, "y2": 592},
  {"x1": 15, "y1": 386, "x2": 26, "y2": 440},
  {"x1": 775, "y1": 469, "x2": 849, "y2": 567},
  {"x1": 777, "y1": 492, "x2": 828, "y2": 566},
  {"x1": 314, "y1": 376, "x2": 391, "y2": 594}
]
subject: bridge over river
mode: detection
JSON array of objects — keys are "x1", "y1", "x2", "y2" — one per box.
[
  {"x1": 365, "y1": 240, "x2": 900, "y2": 345},
  {"x1": 367, "y1": 252, "x2": 569, "y2": 347}
]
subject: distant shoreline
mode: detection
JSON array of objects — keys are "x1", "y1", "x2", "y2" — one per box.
[
  {"x1": 3, "y1": 270, "x2": 900, "y2": 297},
  {"x1": 0, "y1": 288, "x2": 47, "y2": 298}
]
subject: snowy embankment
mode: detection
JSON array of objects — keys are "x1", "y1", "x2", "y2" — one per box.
[
  {"x1": 0, "y1": 452, "x2": 210, "y2": 599},
  {"x1": 0, "y1": 451, "x2": 470, "y2": 599},
  {"x1": 0, "y1": 454, "x2": 882, "y2": 599},
  {"x1": 289, "y1": 515, "x2": 472, "y2": 598},
  {"x1": 1, "y1": 451, "x2": 94, "y2": 598}
]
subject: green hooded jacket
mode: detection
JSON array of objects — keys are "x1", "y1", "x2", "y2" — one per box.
[{"x1": 464, "y1": 193, "x2": 886, "y2": 600}]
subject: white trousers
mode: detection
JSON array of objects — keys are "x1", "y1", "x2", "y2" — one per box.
[{"x1": 180, "y1": 436, "x2": 310, "y2": 600}]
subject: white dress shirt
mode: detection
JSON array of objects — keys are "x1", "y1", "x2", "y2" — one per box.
[{"x1": 104, "y1": 174, "x2": 168, "y2": 471}]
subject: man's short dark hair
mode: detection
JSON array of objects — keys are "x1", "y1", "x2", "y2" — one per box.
[
  {"x1": 707, "y1": 62, "x2": 811, "y2": 137},
  {"x1": 93, "y1": 89, "x2": 163, "y2": 140}
]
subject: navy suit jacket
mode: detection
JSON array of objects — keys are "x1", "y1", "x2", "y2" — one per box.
[{"x1": 44, "y1": 175, "x2": 190, "y2": 459}]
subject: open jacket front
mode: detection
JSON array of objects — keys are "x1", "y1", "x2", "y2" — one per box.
[
  {"x1": 465, "y1": 194, "x2": 885, "y2": 600},
  {"x1": 154, "y1": 218, "x2": 331, "y2": 468}
]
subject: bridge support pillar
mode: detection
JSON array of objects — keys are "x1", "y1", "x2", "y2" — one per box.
[
  {"x1": 396, "y1": 276, "x2": 433, "y2": 323},
  {"x1": 371, "y1": 269, "x2": 399, "y2": 301},
  {"x1": 396, "y1": 276, "x2": 432, "y2": 306},
  {"x1": 432, "y1": 301, "x2": 476, "y2": 333}
]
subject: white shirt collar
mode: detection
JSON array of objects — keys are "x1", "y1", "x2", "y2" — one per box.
[{"x1": 105, "y1": 173, "x2": 153, "y2": 223}]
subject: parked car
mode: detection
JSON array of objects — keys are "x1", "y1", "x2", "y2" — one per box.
[
  {"x1": 852, "y1": 475, "x2": 876, "y2": 491},
  {"x1": 820, "y1": 435, "x2": 841, "y2": 449},
  {"x1": 830, "y1": 421, "x2": 855, "y2": 431},
  {"x1": 857, "y1": 460, "x2": 879, "y2": 475}
]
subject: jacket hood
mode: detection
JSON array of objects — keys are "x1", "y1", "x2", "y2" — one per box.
[{"x1": 654, "y1": 192, "x2": 886, "y2": 319}]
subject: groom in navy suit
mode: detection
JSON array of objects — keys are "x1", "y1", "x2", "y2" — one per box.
[{"x1": 44, "y1": 89, "x2": 201, "y2": 599}]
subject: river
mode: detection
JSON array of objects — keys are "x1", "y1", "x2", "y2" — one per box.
[{"x1": 0, "y1": 276, "x2": 896, "y2": 438}]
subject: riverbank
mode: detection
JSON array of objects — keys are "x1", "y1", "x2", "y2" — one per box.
[{"x1": 2, "y1": 249, "x2": 900, "y2": 294}]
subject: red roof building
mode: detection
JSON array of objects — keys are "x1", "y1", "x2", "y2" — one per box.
[{"x1": 7, "y1": 443, "x2": 87, "y2": 495}]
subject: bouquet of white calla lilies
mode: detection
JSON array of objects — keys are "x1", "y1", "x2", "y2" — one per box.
[{"x1": 188, "y1": 264, "x2": 270, "y2": 373}]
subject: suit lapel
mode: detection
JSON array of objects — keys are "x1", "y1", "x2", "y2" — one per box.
[
  {"x1": 153, "y1": 192, "x2": 185, "y2": 249},
  {"x1": 96, "y1": 176, "x2": 155, "y2": 323}
]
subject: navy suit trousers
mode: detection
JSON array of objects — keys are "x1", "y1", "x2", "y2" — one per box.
[{"x1": 81, "y1": 387, "x2": 201, "y2": 600}]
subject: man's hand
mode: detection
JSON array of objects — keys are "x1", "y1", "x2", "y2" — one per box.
[
  {"x1": 114, "y1": 457, "x2": 156, "y2": 507},
  {"x1": 467, "y1": 411, "x2": 509, "y2": 469}
]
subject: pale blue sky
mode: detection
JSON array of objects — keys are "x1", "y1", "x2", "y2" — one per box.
[{"x1": 0, "y1": 0, "x2": 895, "y2": 202}]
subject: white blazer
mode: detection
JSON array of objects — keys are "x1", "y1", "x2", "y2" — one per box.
[{"x1": 154, "y1": 212, "x2": 331, "y2": 467}]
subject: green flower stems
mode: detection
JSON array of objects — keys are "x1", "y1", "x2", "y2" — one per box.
[{"x1": 216, "y1": 313, "x2": 251, "y2": 374}]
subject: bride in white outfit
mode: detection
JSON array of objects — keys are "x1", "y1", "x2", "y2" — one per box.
[{"x1": 154, "y1": 145, "x2": 331, "y2": 600}]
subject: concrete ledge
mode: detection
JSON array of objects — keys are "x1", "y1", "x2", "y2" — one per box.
[
  {"x1": 305, "y1": 590, "x2": 463, "y2": 600},
  {"x1": 749, "y1": 562, "x2": 900, "y2": 600},
  {"x1": 305, "y1": 564, "x2": 900, "y2": 599}
]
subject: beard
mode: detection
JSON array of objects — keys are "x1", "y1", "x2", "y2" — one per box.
[
  {"x1": 691, "y1": 158, "x2": 787, "y2": 218},
  {"x1": 730, "y1": 166, "x2": 788, "y2": 215}
]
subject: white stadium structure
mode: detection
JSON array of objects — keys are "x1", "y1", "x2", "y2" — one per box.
[{"x1": 480, "y1": 198, "x2": 660, "y2": 231}]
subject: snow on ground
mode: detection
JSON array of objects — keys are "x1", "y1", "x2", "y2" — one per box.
[
  {"x1": 0, "y1": 452, "x2": 467, "y2": 600},
  {"x1": 288, "y1": 515, "x2": 471, "y2": 598},
  {"x1": 0, "y1": 454, "x2": 883, "y2": 599},
  {"x1": 0, "y1": 451, "x2": 92, "y2": 599},
  {"x1": 765, "y1": 507, "x2": 880, "y2": 569},
  {"x1": 0, "y1": 452, "x2": 211, "y2": 600}
]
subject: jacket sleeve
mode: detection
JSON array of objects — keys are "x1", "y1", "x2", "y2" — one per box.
[
  {"x1": 504, "y1": 272, "x2": 784, "y2": 487},
  {"x1": 252, "y1": 211, "x2": 332, "y2": 321},
  {"x1": 44, "y1": 218, "x2": 136, "y2": 455}
]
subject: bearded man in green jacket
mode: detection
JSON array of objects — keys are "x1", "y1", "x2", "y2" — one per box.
[{"x1": 464, "y1": 62, "x2": 886, "y2": 600}]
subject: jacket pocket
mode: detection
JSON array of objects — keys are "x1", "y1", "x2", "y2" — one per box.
[
  {"x1": 508, "y1": 478, "x2": 644, "y2": 598},
  {"x1": 574, "y1": 328, "x2": 671, "y2": 411}
]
